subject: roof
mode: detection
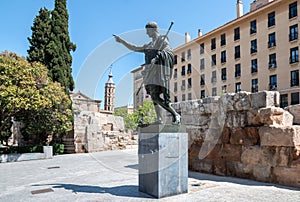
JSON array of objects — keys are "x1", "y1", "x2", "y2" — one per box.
[{"x1": 174, "y1": 0, "x2": 280, "y2": 51}]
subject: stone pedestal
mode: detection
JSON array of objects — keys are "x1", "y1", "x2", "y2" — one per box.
[{"x1": 138, "y1": 124, "x2": 188, "y2": 198}]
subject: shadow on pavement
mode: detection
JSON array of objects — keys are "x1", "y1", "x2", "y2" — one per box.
[
  {"x1": 32, "y1": 183, "x2": 152, "y2": 198},
  {"x1": 124, "y1": 164, "x2": 138, "y2": 170}
]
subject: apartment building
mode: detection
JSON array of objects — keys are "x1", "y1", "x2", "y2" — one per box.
[
  {"x1": 131, "y1": 65, "x2": 152, "y2": 109},
  {"x1": 172, "y1": 0, "x2": 300, "y2": 108}
]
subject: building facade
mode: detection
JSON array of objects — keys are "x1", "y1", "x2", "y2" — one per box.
[
  {"x1": 131, "y1": 65, "x2": 151, "y2": 109},
  {"x1": 171, "y1": 0, "x2": 299, "y2": 108}
]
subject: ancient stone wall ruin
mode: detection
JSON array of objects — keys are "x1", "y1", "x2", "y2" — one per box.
[
  {"x1": 168, "y1": 91, "x2": 300, "y2": 188},
  {"x1": 74, "y1": 111, "x2": 137, "y2": 153}
]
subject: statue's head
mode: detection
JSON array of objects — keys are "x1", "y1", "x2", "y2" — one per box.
[{"x1": 145, "y1": 21, "x2": 159, "y2": 37}]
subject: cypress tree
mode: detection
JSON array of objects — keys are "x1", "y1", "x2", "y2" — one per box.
[
  {"x1": 27, "y1": 8, "x2": 51, "y2": 64},
  {"x1": 45, "y1": 0, "x2": 76, "y2": 91}
]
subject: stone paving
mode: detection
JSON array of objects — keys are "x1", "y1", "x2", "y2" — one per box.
[{"x1": 0, "y1": 149, "x2": 299, "y2": 202}]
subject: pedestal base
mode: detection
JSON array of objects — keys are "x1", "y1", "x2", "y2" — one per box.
[{"x1": 138, "y1": 124, "x2": 188, "y2": 198}]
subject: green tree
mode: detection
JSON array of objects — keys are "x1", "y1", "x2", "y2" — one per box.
[
  {"x1": 45, "y1": 0, "x2": 76, "y2": 91},
  {"x1": 27, "y1": 8, "x2": 51, "y2": 64},
  {"x1": 0, "y1": 51, "x2": 72, "y2": 145},
  {"x1": 133, "y1": 100, "x2": 156, "y2": 125}
]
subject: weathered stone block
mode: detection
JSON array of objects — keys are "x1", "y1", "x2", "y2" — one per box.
[
  {"x1": 259, "y1": 126, "x2": 297, "y2": 147},
  {"x1": 253, "y1": 165, "x2": 271, "y2": 182},
  {"x1": 272, "y1": 167, "x2": 300, "y2": 188},
  {"x1": 285, "y1": 104, "x2": 300, "y2": 125},
  {"x1": 230, "y1": 127, "x2": 259, "y2": 145},
  {"x1": 259, "y1": 107, "x2": 293, "y2": 126},
  {"x1": 250, "y1": 91, "x2": 279, "y2": 109},
  {"x1": 241, "y1": 146, "x2": 261, "y2": 165},
  {"x1": 226, "y1": 162, "x2": 254, "y2": 179},
  {"x1": 189, "y1": 158, "x2": 213, "y2": 173}
]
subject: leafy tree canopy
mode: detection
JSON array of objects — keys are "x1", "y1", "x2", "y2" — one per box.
[{"x1": 0, "y1": 51, "x2": 72, "y2": 145}]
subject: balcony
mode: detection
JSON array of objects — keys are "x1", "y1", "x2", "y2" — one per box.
[
  {"x1": 289, "y1": 34, "x2": 298, "y2": 42},
  {"x1": 251, "y1": 86, "x2": 258, "y2": 93},
  {"x1": 268, "y1": 41, "x2": 276, "y2": 48},
  {"x1": 268, "y1": 62, "x2": 277, "y2": 69},
  {"x1": 290, "y1": 57, "x2": 299, "y2": 64},
  {"x1": 291, "y1": 79, "x2": 299, "y2": 87},
  {"x1": 269, "y1": 83, "x2": 277, "y2": 91}
]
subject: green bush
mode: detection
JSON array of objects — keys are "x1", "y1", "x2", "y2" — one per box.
[
  {"x1": 0, "y1": 145, "x2": 43, "y2": 154},
  {"x1": 52, "y1": 143, "x2": 64, "y2": 155}
]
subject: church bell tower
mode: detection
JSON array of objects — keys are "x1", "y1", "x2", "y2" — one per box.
[{"x1": 104, "y1": 66, "x2": 115, "y2": 112}]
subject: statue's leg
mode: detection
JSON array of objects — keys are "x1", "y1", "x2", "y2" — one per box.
[
  {"x1": 152, "y1": 93, "x2": 181, "y2": 125},
  {"x1": 153, "y1": 103, "x2": 164, "y2": 124}
]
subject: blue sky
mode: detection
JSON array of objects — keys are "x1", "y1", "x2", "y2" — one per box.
[{"x1": 0, "y1": 0, "x2": 252, "y2": 108}]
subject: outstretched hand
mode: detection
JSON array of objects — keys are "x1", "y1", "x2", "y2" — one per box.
[{"x1": 113, "y1": 34, "x2": 122, "y2": 43}]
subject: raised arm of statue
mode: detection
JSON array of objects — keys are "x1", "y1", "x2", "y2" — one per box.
[{"x1": 114, "y1": 35, "x2": 144, "y2": 52}]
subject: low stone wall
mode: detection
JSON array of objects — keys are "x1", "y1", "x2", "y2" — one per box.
[
  {"x1": 74, "y1": 111, "x2": 137, "y2": 153},
  {"x1": 168, "y1": 91, "x2": 300, "y2": 188},
  {"x1": 0, "y1": 146, "x2": 53, "y2": 163}
]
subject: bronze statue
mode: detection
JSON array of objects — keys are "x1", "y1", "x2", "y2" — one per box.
[{"x1": 114, "y1": 21, "x2": 181, "y2": 125}]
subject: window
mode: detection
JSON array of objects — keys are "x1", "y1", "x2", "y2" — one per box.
[
  {"x1": 200, "y1": 58, "x2": 205, "y2": 70},
  {"x1": 268, "y1": 11, "x2": 275, "y2": 27},
  {"x1": 188, "y1": 78, "x2": 192, "y2": 88},
  {"x1": 221, "y1": 33, "x2": 226, "y2": 46},
  {"x1": 269, "y1": 53, "x2": 277, "y2": 69},
  {"x1": 211, "y1": 54, "x2": 217, "y2": 66},
  {"x1": 251, "y1": 39, "x2": 257, "y2": 54},
  {"x1": 269, "y1": 75, "x2": 277, "y2": 90},
  {"x1": 291, "y1": 70, "x2": 299, "y2": 87},
  {"x1": 200, "y1": 74, "x2": 205, "y2": 86},
  {"x1": 291, "y1": 92, "x2": 299, "y2": 105},
  {"x1": 181, "y1": 80, "x2": 186, "y2": 90},
  {"x1": 188, "y1": 93, "x2": 192, "y2": 101},
  {"x1": 182, "y1": 94, "x2": 186, "y2": 101},
  {"x1": 200, "y1": 43, "x2": 204, "y2": 54},
  {"x1": 235, "y1": 45, "x2": 241, "y2": 59},
  {"x1": 174, "y1": 96, "x2": 178, "y2": 103},
  {"x1": 251, "y1": 59, "x2": 258, "y2": 73},
  {"x1": 174, "y1": 55, "x2": 178, "y2": 64},
  {"x1": 235, "y1": 64, "x2": 241, "y2": 77},
  {"x1": 212, "y1": 88, "x2": 217, "y2": 96},
  {"x1": 235, "y1": 82, "x2": 241, "y2": 93},
  {"x1": 187, "y1": 49, "x2": 192, "y2": 60},
  {"x1": 181, "y1": 52, "x2": 185, "y2": 62},
  {"x1": 234, "y1": 27, "x2": 240, "y2": 41},
  {"x1": 250, "y1": 20, "x2": 257, "y2": 34},
  {"x1": 222, "y1": 85, "x2": 227, "y2": 93},
  {"x1": 290, "y1": 47, "x2": 299, "y2": 63},
  {"x1": 211, "y1": 71, "x2": 217, "y2": 83},
  {"x1": 181, "y1": 66, "x2": 186, "y2": 76},
  {"x1": 221, "y1": 50, "x2": 226, "y2": 63},
  {"x1": 280, "y1": 94, "x2": 288, "y2": 108},
  {"x1": 289, "y1": 2, "x2": 298, "y2": 19},
  {"x1": 211, "y1": 38, "x2": 216, "y2": 50},
  {"x1": 290, "y1": 24, "x2": 298, "y2": 41},
  {"x1": 201, "y1": 90, "x2": 205, "y2": 99},
  {"x1": 221, "y1": 68, "x2": 227, "y2": 81},
  {"x1": 187, "y1": 64, "x2": 192, "y2": 74},
  {"x1": 174, "y1": 82, "x2": 178, "y2": 92},
  {"x1": 174, "y1": 69, "x2": 178, "y2": 79},
  {"x1": 251, "y1": 79, "x2": 258, "y2": 93},
  {"x1": 268, "y1": 32, "x2": 276, "y2": 48}
]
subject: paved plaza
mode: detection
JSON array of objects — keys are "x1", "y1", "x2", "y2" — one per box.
[{"x1": 0, "y1": 149, "x2": 299, "y2": 202}]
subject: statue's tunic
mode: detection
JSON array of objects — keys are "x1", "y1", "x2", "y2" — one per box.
[{"x1": 142, "y1": 35, "x2": 174, "y2": 99}]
